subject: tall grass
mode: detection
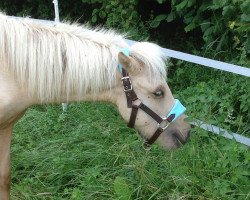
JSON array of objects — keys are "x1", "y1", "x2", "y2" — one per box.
[{"x1": 12, "y1": 101, "x2": 249, "y2": 199}]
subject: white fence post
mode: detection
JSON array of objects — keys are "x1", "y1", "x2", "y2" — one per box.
[
  {"x1": 53, "y1": 0, "x2": 60, "y2": 23},
  {"x1": 52, "y1": 0, "x2": 68, "y2": 111}
]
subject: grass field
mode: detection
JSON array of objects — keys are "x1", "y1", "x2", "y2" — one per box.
[
  {"x1": 10, "y1": 56, "x2": 250, "y2": 200},
  {"x1": 11, "y1": 101, "x2": 249, "y2": 199}
]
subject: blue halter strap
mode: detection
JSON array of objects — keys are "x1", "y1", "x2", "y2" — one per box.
[
  {"x1": 166, "y1": 99, "x2": 186, "y2": 122},
  {"x1": 118, "y1": 48, "x2": 130, "y2": 73},
  {"x1": 118, "y1": 48, "x2": 187, "y2": 149}
]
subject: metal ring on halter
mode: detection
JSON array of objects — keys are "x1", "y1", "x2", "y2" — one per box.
[
  {"x1": 121, "y1": 76, "x2": 130, "y2": 80},
  {"x1": 143, "y1": 141, "x2": 152, "y2": 150},
  {"x1": 157, "y1": 117, "x2": 170, "y2": 131},
  {"x1": 132, "y1": 98, "x2": 142, "y2": 108}
]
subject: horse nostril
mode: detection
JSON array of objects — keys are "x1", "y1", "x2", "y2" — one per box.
[
  {"x1": 172, "y1": 130, "x2": 190, "y2": 145},
  {"x1": 172, "y1": 132, "x2": 186, "y2": 144}
]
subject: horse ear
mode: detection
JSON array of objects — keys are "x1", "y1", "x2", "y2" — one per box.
[{"x1": 118, "y1": 52, "x2": 132, "y2": 71}]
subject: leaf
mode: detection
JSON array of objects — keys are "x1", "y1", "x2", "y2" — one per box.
[
  {"x1": 92, "y1": 8, "x2": 98, "y2": 15},
  {"x1": 203, "y1": 26, "x2": 215, "y2": 37},
  {"x1": 91, "y1": 15, "x2": 97, "y2": 23},
  {"x1": 114, "y1": 176, "x2": 132, "y2": 200},
  {"x1": 212, "y1": 0, "x2": 228, "y2": 7},
  {"x1": 156, "y1": 0, "x2": 167, "y2": 4},
  {"x1": 240, "y1": 1, "x2": 250, "y2": 14},
  {"x1": 111, "y1": 0, "x2": 119, "y2": 6},
  {"x1": 200, "y1": 22, "x2": 211, "y2": 32},
  {"x1": 71, "y1": 188, "x2": 82, "y2": 199},
  {"x1": 85, "y1": 167, "x2": 101, "y2": 179},
  {"x1": 245, "y1": 36, "x2": 250, "y2": 53},
  {"x1": 149, "y1": 14, "x2": 167, "y2": 28},
  {"x1": 176, "y1": 0, "x2": 188, "y2": 12},
  {"x1": 184, "y1": 22, "x2": 196, "y2": 32},
  {"x1": 99, "y1": 11, "x2": 106, "y2": 19},
  {"x1": 187, "y1": 0, "x2": 196, "y2": 8},
  {"x1": 216, "y1": 31, "x2": 228, "y2": 51},
  {"x1": 222, "y1": 5, "x2": 235, "y2": 18},
  {"x1": 241, "y1": 14, "x2": 250, "y2": 22},
  {"x1": 166, "y1": 12, "x2": 176, "y2": 22}
]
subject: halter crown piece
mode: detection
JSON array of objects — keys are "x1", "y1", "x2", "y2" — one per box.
[{"x1": 118, "y1": 48, "x2": 187, "y2": 149}]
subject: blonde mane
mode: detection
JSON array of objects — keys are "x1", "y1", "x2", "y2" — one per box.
[{"x1": 0, "y1": 13, "x2": 167, "y2": 102}]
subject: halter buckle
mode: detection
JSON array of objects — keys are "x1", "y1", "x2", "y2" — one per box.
[
  {"x1": 124, "y1": 85, "x2": 133, "y2": 92},
  {"x1": 121, "y1": 76, "x2": 133, "y2": 92},
  {"x1": 157, "y1": 117, "x2": 170, "y2": 131}
]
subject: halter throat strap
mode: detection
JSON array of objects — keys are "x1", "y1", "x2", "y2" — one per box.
[{"x1": 121, "y1": 68, "x2": 138, "y2": 108}]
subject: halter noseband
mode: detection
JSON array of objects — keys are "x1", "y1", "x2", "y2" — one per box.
[{"x1": 119, "y1": 48, "x2": 186, "y2": 149}]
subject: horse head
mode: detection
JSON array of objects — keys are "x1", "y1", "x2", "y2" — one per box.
[{"x1": 115, "y1": 42, "x2": 191, "y2": 149}]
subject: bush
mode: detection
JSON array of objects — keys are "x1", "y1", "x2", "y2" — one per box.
[
  {"x1": 150, "y1": 0, "x2": 250, "y2": 63},
  {"x1": 1, "y1": 0, "x2": 249, "y2": 58}
]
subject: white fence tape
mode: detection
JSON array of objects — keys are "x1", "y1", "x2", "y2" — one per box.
[
  {"x1": 191, "y1": 120, "x2": 250, "y2": 146},
  {"x1": 126, "y1": 39, "x2": 250, "y2": 77},
  {"x1": 161, "y1": 49, "x2": 250, "y2": 77},
  {"x1": 7, "y1": 15, "x2": 250, "y2": 146}
]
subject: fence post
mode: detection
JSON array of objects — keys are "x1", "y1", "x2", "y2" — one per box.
[
  {"x1": 53, "y1": 0, "x2": 60, "y2": 23},
  {"x1": 53, "y1": 0, "x2": 68, "y2": 111}
]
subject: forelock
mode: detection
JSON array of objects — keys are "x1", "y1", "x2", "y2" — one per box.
[{"x1": 129, "y1": 42, "x2": 168, "y2": 79}]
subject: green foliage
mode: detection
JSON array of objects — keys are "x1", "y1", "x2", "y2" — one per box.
[
  {"x1": 114, "y1": 176, "x2": 132, "y2": 200},
  {"x1": 149, "y1": 14, "x2": 167, "y2": 28},
  {"x1": 11, "y1": 103, "x2": 250, "y2": 199},
  {"x1": 0, "y1": 0, "x2": 54, "y2": 19},
  {"x1": 0, "y1": 0, "x2": 249, "y2": 56},
  {"x1": 84, "y1": 0, "x2": 149, "y2": 40},
  {"x1": 151, "y1": 0, "x2": 250, "y2": 56}
]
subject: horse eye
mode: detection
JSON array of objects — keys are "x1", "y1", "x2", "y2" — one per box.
[{"x1": 153, "y1": 90, "x2": 164, "y2": 97}]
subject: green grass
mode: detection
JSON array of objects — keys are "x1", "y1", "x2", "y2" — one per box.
[
  {"x1": 11, "y1": 57, "x2": 250, "y2": 200},
  {"x1": 11, "y1": 102, "x2": 250, "y2": 200}
]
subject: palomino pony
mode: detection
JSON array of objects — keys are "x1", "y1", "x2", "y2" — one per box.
[{"x1": 0, "y1": 13, "x2": 191, "y2": 199}]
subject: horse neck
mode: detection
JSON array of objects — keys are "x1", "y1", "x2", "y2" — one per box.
[
  {"x1": 33, "y1": 71, "x2": 122, "y2": 105},
  {"x1": 1, "y1": 15, "x2": 129, "y2": 105}
]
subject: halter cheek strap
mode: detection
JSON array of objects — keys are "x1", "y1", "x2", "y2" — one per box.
[{"x1": 118, "y1": 48, "x2": 187, "y2": 149}]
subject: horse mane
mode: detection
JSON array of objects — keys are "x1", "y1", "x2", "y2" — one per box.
[{"x1": 0, "y1": 13, "x2": 167, "y2": 102}]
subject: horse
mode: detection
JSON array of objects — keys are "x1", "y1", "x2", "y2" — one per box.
[{"x1": 0, "y1": 13, "x2": 191, "y2": 199}]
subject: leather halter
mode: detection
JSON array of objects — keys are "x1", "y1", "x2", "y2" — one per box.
[
  {"x1": 121, "y1": 68, "x2": 176, "y2": 149},
  {"x1": 119, "y1": 49, "x2": 186, "y2": 149}
]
